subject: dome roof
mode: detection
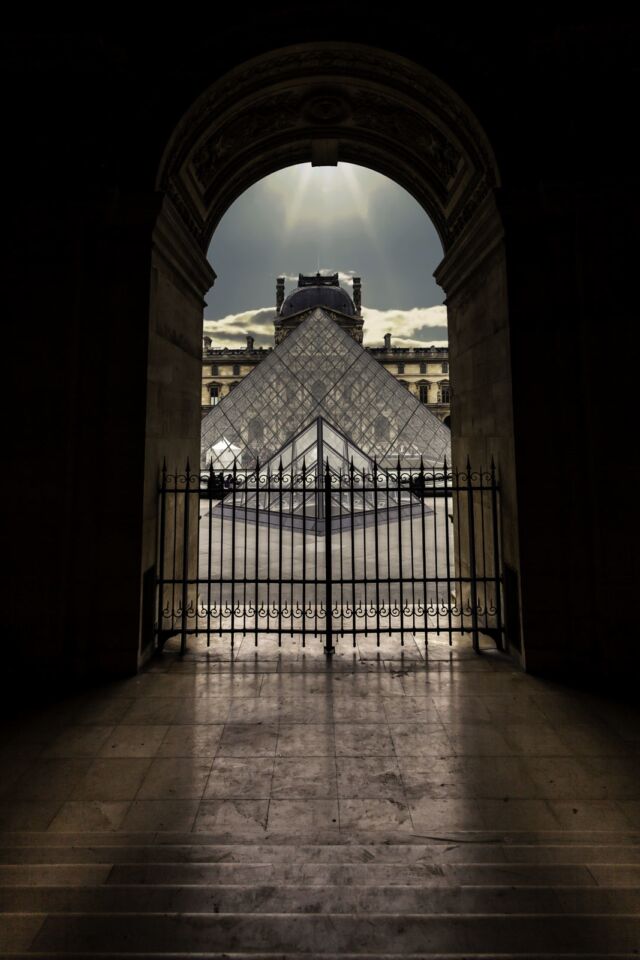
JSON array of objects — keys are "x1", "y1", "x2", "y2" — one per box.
[{"x1": 280, "y1": 282, "x2": 357, "y2": 318}]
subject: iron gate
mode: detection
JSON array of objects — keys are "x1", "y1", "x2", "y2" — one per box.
[{"x1": 155, "y1": 457, "x2": 503, "y2": 655}]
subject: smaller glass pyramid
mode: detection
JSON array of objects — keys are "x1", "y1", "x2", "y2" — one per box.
[{"x1": 210, "y1": 417, "x2": 432, "y2": 534}]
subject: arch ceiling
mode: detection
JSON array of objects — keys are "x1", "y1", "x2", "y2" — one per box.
[{"x1": 157, "y1": 43, "x2": 500, "y2": 252}]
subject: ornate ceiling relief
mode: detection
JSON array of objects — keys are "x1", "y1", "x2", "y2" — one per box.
[{"x1": 158, "y1": 44, "x2": 499, "y2": 252}]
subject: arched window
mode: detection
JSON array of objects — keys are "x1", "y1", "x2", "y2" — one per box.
[
  {"x1": 211, "y1": 363, "x2": 219, "y2": 376},
  {"x1": 419, "y1": 383, "x2": 429, "y2": 403},
  {"x1": 209, "y1": 384, "x2": 220, "y2": 405},
  {"x1": 438, "y1": 381, "x2": 451, "y2": 404}
]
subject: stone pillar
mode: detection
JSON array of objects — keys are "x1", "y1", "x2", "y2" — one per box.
[
  {"x1": 436, "y1": 192, "x2": 521, "y2": 659},
  {"x1": 490, "y1": 183, "x2": 640, "y2": 682},
  {"x1": 353, "y1": 276, "x2": 362, "y2": 312},
  {"x1": 142, "y1": 198, "x2": 216, "y2": 666},
  {"x1": 384, "y1": 333, "x2": 392, "y2": 349}
]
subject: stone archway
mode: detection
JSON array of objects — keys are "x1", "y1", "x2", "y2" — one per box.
[{"x1": 142, "y1": 43, "x2": 521, "y2": 664}]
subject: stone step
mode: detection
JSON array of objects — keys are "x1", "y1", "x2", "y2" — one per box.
[
  {"x1": 1, "y1": 883, "x2": 640, "y2": 915},
  {"x1": 1, "y1": 842, "x2": 639, "y2": 864},
  {"x1": 2, "y1": 830, "x2": 640, "y2": 847},
  {"x1": 0, "y1": 861, "x2": 606, "y2": 886},
  {"x1": 15, "y1": 912, "x2": 640, "y2": 955},
  {"x1": 3, "y1": 954, "x2": 640, "y2": 960}
]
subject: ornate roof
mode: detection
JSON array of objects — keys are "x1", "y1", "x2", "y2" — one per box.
[{"x1": 279, "y1": 272, "x2": 357, "y2": 318}]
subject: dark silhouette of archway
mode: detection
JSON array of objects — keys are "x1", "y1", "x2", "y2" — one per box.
[{"x1": 6, "y1": 26, "x2": 637, "y2": 688}]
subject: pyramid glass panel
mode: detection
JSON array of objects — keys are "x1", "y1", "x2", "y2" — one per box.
[
  {"x1": 210, "y1": 417, "x2": 431, "y2": 533},
  {"x1": 201, "y1": 308, "x2": 450, "y2": 470}
]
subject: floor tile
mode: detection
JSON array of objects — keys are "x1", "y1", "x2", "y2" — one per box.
[
  {"x1": 388, "y1": 723, "x2": 452, "y2": 757},
  {"x1": 276, "y1": 723, "x2": 335, "y2": 756},
  {"x1": 9, "y1": 759, "x2": 92, "y2": 800},
  {"x1": 204, "y1": 757, "x2": 274, "y2": 798},
  {"x1": 193, "y1": 799, "x2": 269, "y2": 835},
  {"x1": 120, "y1": 698, "x2": 180, "y2": 725},
  {"x1": 336, "y1": 756, "x2": 405, "y2": 800},
  {"x1": 136, "y1": 758, "x2": 212, "y2": 800},
  {"x1": 268, "y1": 798, "x2": 339, "y2": 832},
  {"x1": 272, "y1": 757, "x2": 337, "y2": 798},
  {"x1": 382, "y1": 696, "x2": 441, "y2": 722},
  {"x1": 72, "y1": 759, "x2": 151, "y2": 801},
  {"x1": 335, "y1": 722, "x2": 395, "y2": 756},
  {"x1": 157, "y1": 724, "x2": 224, "y2": 757},
  {"x1": 42, "y1": 725, "x2": 114, "y2": 758},
  {"x1": 99, "y1": 725, "x2": 169, "y2": 758},
  {"x1": 339, "y1": 798, "x2": 413, "y2": 832},
  {"x1": 47, "y1": 800, "x2": 130, "y2": 832},
  {"x1": 0, "y1": 800, "x2": 62, "y2": 830},
  {"x1": 173, "y1": 699, "x2": 232, "y2": 724},
  {"x1": 211, "y1": 720, "x2": 279, "y2": 756},
  {"x1": 120, "y1": 799, "x2": 200, "y2": 832}
]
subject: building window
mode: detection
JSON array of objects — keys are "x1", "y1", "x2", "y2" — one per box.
[
  {"x1": 232, "y1": 363, "x2": 240, "y2": 376},
  {"x1": 441, "y1": 361, "x2": 449, "y2": 373},
  {"x1": 211, "y1": 364, "x2": 219, "y2": 376},
  {"x1": 438, "y1": 382, "x2": 451, "y2": 404},
  {"x1": 397, "y1": 361, "x2": 405, "y2": 374},
  {"x1": 419, "y1": 361, "x2": 427, "y2": 374},
  {"x1": 209, "y1": 385, "x2": 219, "y2": 405},
  {"x1": 419, "y1": 383, "x2": 429, "y2": 403}
]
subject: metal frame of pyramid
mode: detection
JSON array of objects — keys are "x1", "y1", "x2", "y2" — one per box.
[
  {"x1": 201, "y1": 307, "x2": 451, "y2": 472},
  {"x1": 206, "y1": 416, "x2": 434, "y2": 533}
]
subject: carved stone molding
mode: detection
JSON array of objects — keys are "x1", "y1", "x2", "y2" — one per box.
[
  {"x1": 152, "y1": 194, "x2": 216, "y2": 305},
  {"x1": 435, "y1": 191, "x2": 505, "y2": 302},
  {"x1": 157, "y1": 43, "x2": 500, "y2": 252}
]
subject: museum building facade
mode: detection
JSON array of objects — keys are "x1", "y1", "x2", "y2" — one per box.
[{"x1": 202, "y1": 274, "x2": 451, "y2": 426}]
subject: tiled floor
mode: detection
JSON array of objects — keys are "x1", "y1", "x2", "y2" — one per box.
[
  {"x1": 0, "y1": 633, "x2": 639, "y2": 955},
  {"x1": 2, "y1": 634, "x2": 640, "y2": 838}
]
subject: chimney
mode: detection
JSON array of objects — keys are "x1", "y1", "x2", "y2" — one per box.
[
  {"x1": 384, "y1": 333, "x2": 392, "y2": 349},
  {"x1": 276, "y1": 277, "x2": 285, "y2": 312},
  {"x1": 246, "y1": 335, "x2": 254, "y2": 351},
  {"x1": 203, "y1": 334, "x2": 212, "y2": 351},
  {"x1": 353, "y1": 276, "x2": 362, "y2": 312}
]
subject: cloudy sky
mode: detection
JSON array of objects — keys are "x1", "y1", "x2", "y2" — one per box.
[{"x1": 204, "y1": 163, "x2": 448, "y2": 349}]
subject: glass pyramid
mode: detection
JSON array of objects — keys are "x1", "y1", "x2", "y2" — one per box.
[
  {"x1": 210, "y1": 416, "x2": 433, "y2": 533},
  {"x1": 201, "y1": 308, "x2": 451, "y2": 470}
]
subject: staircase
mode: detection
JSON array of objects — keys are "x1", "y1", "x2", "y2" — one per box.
[{"x1": 1, "y1": 830, "x2": 640, "y2": 957}]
